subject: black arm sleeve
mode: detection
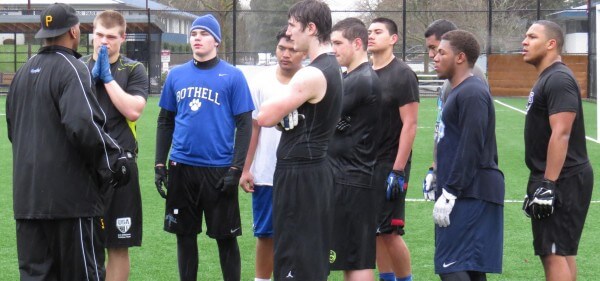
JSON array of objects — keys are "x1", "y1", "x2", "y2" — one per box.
[
  {"x1": 155, "y1": 108, "x2": 175, "y2": 165},
  {"x1": 232, "y1": 111, "x2": 252, "y2": 169}
]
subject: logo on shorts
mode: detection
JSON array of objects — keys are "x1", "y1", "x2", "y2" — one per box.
[
  {"x1": 116, "y1": 217, "x2": 131, "y2": 234},
  {"x1": 443, "y1": 261, "x2": 457, "y2": 268},
  {"x1": 165, "y1": 214, "x2": 177, "y2": 228},
  {"x1": 285, "y1": 271, "x2": 294, "y2": 279},
  {"x1": 230, "y1": 227, "x2": 240, "y2": 234},
  {"x1": 329, "y1": 250, "x2": 336, "y2": 263}
]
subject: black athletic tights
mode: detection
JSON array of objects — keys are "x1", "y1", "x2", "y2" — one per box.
[
  {"x1": 176, "y1": 234, "x2": 241, "y2": 281},
  {"x1": 440, "y1": 271, "x2": 487, "y2": 281}
]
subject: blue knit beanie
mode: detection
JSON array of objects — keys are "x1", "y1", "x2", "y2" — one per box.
[{"x1": 190, "y1": 14, "x2": 221, "y2": 43}]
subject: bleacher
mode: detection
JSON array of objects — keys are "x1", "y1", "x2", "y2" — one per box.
[
  {"x1": 0, "y1": 72, "x2": 15, "y2": 94},
  {"x1": 417, "y1": 74, "x2": 444, "y2": 97}
]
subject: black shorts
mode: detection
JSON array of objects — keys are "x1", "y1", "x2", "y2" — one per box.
[
  {"x1": 529, "y1": 164, "x2": 593, "y2": 256},
  {"x1": 102, "y1": 161, "x2": 142, "y2": 248},
  {"x1": 16, "y1": 218, "x2": 105, "y2": 281},
  {"x1": 375, "y1": 160, "x2": 411, "y2": 235},
  {"x1": 330, "y1": 183, "x2": 377, "y2": 271},
  {"x1": 163, "y1": 161, "x2": 242, "y2": 238},
  {"x1": 273, "y1": 160, "x2": 334, "y2": 281}
]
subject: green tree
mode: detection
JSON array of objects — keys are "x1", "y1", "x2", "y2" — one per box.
[
  {"x1": 155, "y1": 0, "x2": 241, "y2": 57},
  {"x1": 245, "y1": 0, "x2": 300, "y2": 54},
  {"x1": 354, "y1": 0, "x2": 578, "y2": 56}
]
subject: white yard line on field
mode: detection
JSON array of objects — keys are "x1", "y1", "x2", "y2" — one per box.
[
  {"x1": 494, "y1": 99, "x2": 600, "y2": 144},
  {"x1": 405, "y1": 198, "x2": 600, "y2": 203}
]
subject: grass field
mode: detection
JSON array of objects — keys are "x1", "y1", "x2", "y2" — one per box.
[{"x1": 0, "y1": 96, "x2": 598, "y2": 280}]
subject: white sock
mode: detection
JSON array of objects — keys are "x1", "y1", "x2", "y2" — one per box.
[{"x1": 254, "y1": 278, "x2": 270, "y2": 281}]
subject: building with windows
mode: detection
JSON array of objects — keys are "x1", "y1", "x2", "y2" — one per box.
[{"x1": 0, "y1": 0, "x2": 197, "y2": 92}]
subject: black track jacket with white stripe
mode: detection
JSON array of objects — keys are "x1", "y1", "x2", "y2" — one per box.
[{"x1": 7, "y1": 45, "x2": 123, "y2": 219}]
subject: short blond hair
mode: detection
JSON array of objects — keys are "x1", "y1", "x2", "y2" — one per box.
[{"x1": 94, "y1": 10, "x2": 126, "y2": 35}]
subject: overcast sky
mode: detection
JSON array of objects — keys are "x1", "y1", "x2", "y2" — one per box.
[
  {"x1": 239, "y1": 0, "x2": 357, "y2": 10},
  {"x1": 238, "y1": 0, "x2": 362, "y2": 22}
]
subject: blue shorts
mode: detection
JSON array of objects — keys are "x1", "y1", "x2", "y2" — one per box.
[
  {"x1": 252, "y1": 185, "x2": 273, "y2": 238},
  {"x1": 434, "y1": 198, "x2": 503, "y2": 274}
]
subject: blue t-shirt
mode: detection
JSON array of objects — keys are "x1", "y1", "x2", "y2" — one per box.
[{"x1": 159, "y1": 60, "x2": 254, "y2": 167}]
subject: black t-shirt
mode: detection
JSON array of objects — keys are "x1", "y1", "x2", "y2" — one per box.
[
  {"x1": 82, "y1": 55, "x2": 149, "y2": 153},
  {"x1": 277, "y1": 53, "x2": 343, "y2": 164},
  {"x1": 524, "y1": 62, "x2": 589, "y2": 177},
  {"x1": 374, "y1": 58, "x2": 420, "y2": 161},
  {"x1": 436, "y1": 76, "x2": 504, "y2": 204},
  {"x1": 328, "y1": 62, "x2": 381, "y2": 187}
]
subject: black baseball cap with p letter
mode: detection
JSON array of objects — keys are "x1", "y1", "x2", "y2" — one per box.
[{"x1": 34, "y1": 3, "x2": 80, "y2": 39}]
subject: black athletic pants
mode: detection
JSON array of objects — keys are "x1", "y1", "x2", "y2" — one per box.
[{"x1": 16, "y1": 218, "x2": 105, "y2": 281}]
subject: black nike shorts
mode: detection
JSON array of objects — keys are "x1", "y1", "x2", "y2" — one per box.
[
  {"x1": 163, "y1": 161, "x2": 242, "y2": 239},
  {"x1": 375, "y1": 160, "x2": 411, "y2": 235},
  {"x1": 272, "y1": 160, "x2": 334, "y2": 281},
  {"x1": 529, "y1": 164, "x2": 594, "y2": 256},
  {"x1": 330, "y1": 182, "x2": 377, "y2": 270}
]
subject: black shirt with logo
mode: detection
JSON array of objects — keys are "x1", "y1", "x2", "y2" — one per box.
[
  {"x1": 82, "y1": 55, "x2": 148, "y2": 153},
  {"x1": 524, "y1": 62, "x2": 589, "y2": 178}
]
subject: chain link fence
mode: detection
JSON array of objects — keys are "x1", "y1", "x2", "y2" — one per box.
[{"x1": 0, "y1": 0, "x2": 594, "y2": 98}]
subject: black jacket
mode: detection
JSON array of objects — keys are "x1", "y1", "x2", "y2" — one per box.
[{"x1": 6, "y1": 45, "x2": 123, "y2": 219}]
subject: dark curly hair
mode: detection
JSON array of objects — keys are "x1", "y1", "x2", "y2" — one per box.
[{"x1": 441, "y1": 30, "x2": 480, "y2": 68}]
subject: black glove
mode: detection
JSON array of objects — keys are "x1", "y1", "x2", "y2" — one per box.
[
  {"x1": 386, "y1": 170, "x2": 405, "y2": 201},
  {"x1": 215, "y1": 168, "x2": 242, "y2": 196},
  {"x1": 109, "y1": 151, "x2": 133, "y2": 189},
  {"x1": 336, "y1": 116, "x2": 351, "y2": 132},
  {"x1": 155, "y1": 165, "x2": 168, "y2": 199},
  {"x1": 529, "y1": 179, "x2": 556, "y2": 220},
  {"x1": 522, "y1": 194, "x2": 532, "y2": 218}
]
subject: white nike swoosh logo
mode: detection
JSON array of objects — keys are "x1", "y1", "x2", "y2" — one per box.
[
  {"x1": 219, "y1": 73, "x2": 228, "y2": 76},
  {"x1": 443, "y1": 261, "x2": 457, "y2": 268},
  {"x1": 230, "y1": 227, "x2": 240, "y2": 233}
]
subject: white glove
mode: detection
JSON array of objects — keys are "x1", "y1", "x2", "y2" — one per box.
[
  {"x1": 277, "y1": 110, "x2": 304, "y2": 131},
  {"x1": 433, "y1": 188, "x2": 456, "y2": 227},
  {"x1": 423, "y1": 167, "x2": 436, "y2": 201}
]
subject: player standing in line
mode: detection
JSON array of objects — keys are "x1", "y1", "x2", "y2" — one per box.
[
  {"x1": 81, "y1": 10, "x2": 148, "y2": 281},
  {"x1": 328, "y1": 17, "x2": 382, "y2": 281},
  {"x1": 7, "y1": 3, "x2": 130, "y2": 280},
  {"x1": 256, "y1": 1, "x2": 343, "y2": 280},
  {"x1": 367, "y1": 17, "x2": 419, "y2": 281},
  {"x1": 521, "y1": 20, "x2": 594, "y2": 281},
  {"x1": 421, "y1": 19, "x2": 488, "y2": 201},
  {"x1": 432, "y1": 30, "x2": 504, "y2": 281},
  {"x1": 239, "y1": 26, "x2": 305, "y2": 281},
  {"x1": 154, "y1": 14, "x2": 254, "y2": 281}
]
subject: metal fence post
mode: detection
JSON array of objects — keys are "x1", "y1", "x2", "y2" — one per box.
[
  {"x1": 488, "y1": 0, "x2": 492, "y2": 55},
  {"x1": 402, "y1": 0, "x2": 406, "y2": 61},
  {"x1": 233, "y1": 0, "x2": 237, "y2": 66}
]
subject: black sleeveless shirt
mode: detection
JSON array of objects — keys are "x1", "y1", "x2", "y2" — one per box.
[{"x1": 277, "y1": 52, "x2": 343, "y2": 164}]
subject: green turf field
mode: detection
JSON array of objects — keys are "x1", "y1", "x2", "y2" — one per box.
[{"x1": 0, "y1": 96, "x2": 598, "y2": 280}]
